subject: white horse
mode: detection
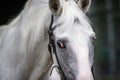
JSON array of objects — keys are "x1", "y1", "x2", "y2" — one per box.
[{"x1": 0, "y1": 0, "x2": 96, "y2": 80}]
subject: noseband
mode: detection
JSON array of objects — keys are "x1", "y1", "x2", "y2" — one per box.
[{"x1": 48, "y1": 15, "x2": 67, "y2": 80}]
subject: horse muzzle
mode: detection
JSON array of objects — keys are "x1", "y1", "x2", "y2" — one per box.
[{"x1": 63, "y1": 61, "x2": 94, "y2": 80}]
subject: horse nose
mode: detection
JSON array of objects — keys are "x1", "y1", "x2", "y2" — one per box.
[{"x1": 69, "y1": 61, "x2": 94, "y2": 80}]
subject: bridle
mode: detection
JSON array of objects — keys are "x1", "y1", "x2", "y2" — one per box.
[
  {"x1": 48, "y1": 15, "x2": 67, "y2": 80},
  {"x1": 48, "y1": 14, "x2": 95, "y2": 80}
]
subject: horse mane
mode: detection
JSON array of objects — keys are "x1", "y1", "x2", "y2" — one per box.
[
  {"x1": 0, "y1": 0, "x2": 53, "y2": 79},
  {"x1": 53, "y1": 0, "x2": 93, "y2": 36},
  {"x1": 0, "y1": 0, "x2": 52, "y2": 53}
]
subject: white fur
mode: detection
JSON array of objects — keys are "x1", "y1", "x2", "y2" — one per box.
[
  {"x1": 0, "y1": 0, "x2": 52, "y2": 80},
  {"x1": 53, "y1": 0, "x2": 95, "y2": 80},
  {"x1": 0, "y1": 0, "x2": 95, "y2": 80}
]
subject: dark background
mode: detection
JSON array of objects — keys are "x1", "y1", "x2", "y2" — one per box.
[
  {"x1": 89, "y1": 0, "x2": 120, "y2": 80},
  {"x1": 0, "y1": 0, "x2": 120, "y2": 80},
  {"x1": 0, "y1": 0, "x2": 27, "y2": 25}
]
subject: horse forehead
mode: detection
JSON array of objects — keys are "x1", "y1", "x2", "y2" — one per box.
[
  {"x1": 55, "y1": 32, "x2": 90, "y2": 46},
  {"x1": 55, "y1": 14, "x2": 94, "y2": 38},
  {"x1": 55, "y1": 24, "x2": 94, "y2": 40},
  {"x1": 54, "y1": 1, "x2": 95, "y2": 39}
]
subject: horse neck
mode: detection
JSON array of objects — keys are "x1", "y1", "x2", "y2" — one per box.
[
  {"x1": 6, "y1": 1, "x2": 52, "y2": 79},
  {"x1": 13, "y1": 0, "x2": 51, "y2": 52}
]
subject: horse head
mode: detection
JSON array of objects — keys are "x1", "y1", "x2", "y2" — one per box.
[{"x1": 48, "y1": 0, "x2": 95, "y2": 80}]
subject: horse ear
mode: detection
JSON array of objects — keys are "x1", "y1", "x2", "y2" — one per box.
[
  {"x1": 78, "y1": 0, "x2": 91, "y2": 13},
  {"x1": 49, "y1": 0, "x2": 62, "y2": 16}
]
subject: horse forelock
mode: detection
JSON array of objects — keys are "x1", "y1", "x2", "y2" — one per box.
[{"x1": 53, "y1": 0, "x2": 94, "y2": 36}]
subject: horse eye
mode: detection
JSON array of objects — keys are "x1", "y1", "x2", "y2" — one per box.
[
  {"x1": 90, "y1": 36, "x2": 96, "y2": 45},
  {"x1": 57, "y1": 40, "x2": 66, "y2": 49}
]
